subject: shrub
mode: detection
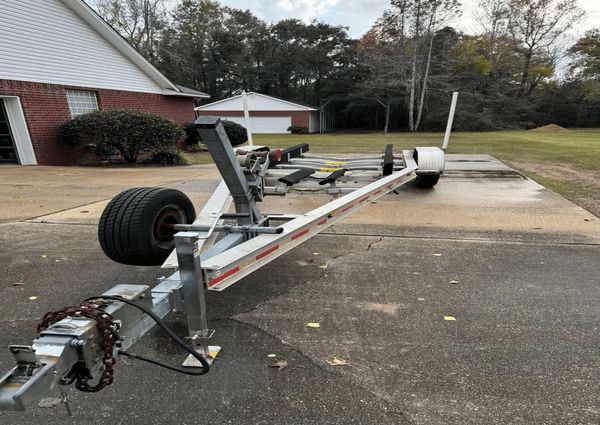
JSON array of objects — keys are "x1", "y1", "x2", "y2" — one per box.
[
  {"x1": 185, "y1": 143, "x2": 207, "y2": 153},
  {"x1": 221, "y1": 120, "x2": 248, "y2": 146},
  {"x1": 189, "y1": 119, "x2": 248, "y2": 147},
  {"x1": 183, "y1": 123, "x2": 200, "y2": 146},
  {"x1": 143, "y1": 149, "x2": 189, "y2": 166},
  {"x1": 287, "y1": 126, "x2": 308, "y2": 134},
  {"x1": 60, "y1": 109, "x2": 185, "y2": 163}
]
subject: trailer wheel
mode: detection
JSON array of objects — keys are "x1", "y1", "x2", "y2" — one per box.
[
  {"x1": 415, "y1": 174, "x2": 440, "y2": 188},
  {"x1": 98, "y1": 188, "x2": 196, "y2": 266}
]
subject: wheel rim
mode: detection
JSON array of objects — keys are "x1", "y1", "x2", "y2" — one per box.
[{"x1": 153, "y1": 204, "x2": 187, "y2": 249}]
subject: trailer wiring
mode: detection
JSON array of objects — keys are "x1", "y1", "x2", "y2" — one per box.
[{"x1": 85, "y1": 295, "x2": 210, "y2": 376}]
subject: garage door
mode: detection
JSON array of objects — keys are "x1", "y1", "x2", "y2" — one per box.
[{"x1": 222, "y1": 116, "x2": 292, "y2": 134}]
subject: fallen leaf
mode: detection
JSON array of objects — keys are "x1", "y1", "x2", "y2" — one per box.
[
  {"x1": 267, "y1": 353, "x2": 277, "y2": 358},
  {"x1": 449, "y1": 280, "x2": 459, "y2": 284},
  {"x1": 326, "y1": 357, "x2": 349, "y2": 366},
  {"x1": 307, "y1": 322, "x2": 320, "y2": 328},
  {"x1": 38, "y1": 397, "x2": 63, "y2": 408},
  {"x1": 444, "y1": 316, "x2": 456, "y2": 321},
  {"x1": 268, "y1": 360, "x2": 288, "y2": 370},
  {"x1": 29, "y1": 296, "x2": 38, "y2": 301}
]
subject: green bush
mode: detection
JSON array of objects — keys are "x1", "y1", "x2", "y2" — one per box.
[
  {"x1": 287, "y1": 125, "x2": 308, "y2": 134},
  {"x1": 143, "y1": 149, "x2": 189, "y2": 166},
  {"x1": 60, "y1": 109, "x2": 184, "y2": 163},
  {"x1": 221, "y1": 120, "x2": 248, "y2": 146},
  {"x1": 185, "y1": 143, "x2": 207, "y2": 153},
  {"x1": 189, "y1": 119, "x2": 247, "y2": 147},
  {"x1": 183, "y1": 123, "x2": 200, "y2": 146}
]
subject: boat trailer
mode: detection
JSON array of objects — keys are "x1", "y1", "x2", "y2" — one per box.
[{"x1": 0, "y1": 116, "x2": 445, "y2": 411}]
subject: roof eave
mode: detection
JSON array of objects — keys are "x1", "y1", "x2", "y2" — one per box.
[
  {"x1": 194, "y1": 92, "x2": 318, "y2": 111},
  {"x1": 164, "y1": 90, "x2": 210, "y2": 99}
]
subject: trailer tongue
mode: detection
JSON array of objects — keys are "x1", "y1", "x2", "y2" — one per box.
[{"x1": 0, "y1": 116, "x2": 445, "y2": 411}]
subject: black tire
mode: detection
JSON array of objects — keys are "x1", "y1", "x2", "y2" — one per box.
[
  {"x1": 415, "y1": 174, "x2": 440, "y2": 188},
  {"x1": 98, "y1": 188, "x2": 196, "y2": 266}
]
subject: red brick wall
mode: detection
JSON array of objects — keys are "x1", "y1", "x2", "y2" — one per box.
[
  {"x1": 198, "y1": 110, "x2": 311, "y2": 129},
  {"x1": 0, "y1": 79, "x2": 195, "y2": 165}
]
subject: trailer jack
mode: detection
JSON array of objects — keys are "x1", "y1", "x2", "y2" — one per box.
[{"x1": 0, "y1": 116, "x2": 445, "y2": 411}]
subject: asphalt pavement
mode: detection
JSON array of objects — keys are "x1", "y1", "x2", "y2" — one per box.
[{"x1": 0, "y1": 155, "x2": 598, "y2": 424}]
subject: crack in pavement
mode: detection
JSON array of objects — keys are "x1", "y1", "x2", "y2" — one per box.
[
  {"x1": 319, "y1": 236, "x2": 385, "y2": 276},
  {"x1": 225, "y1": 317, "x2": 415, "y2": 425},
  {"x1": 321, "y1": 230, "x2": 600, "y2": 247},
  {"x1": 228, "y1": 235, "x2": 416, "y2": 424}
]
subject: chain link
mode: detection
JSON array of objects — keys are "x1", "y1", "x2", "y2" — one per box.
[{"x1": 37, "y1": 301, "x2": 120, "y2": 392}]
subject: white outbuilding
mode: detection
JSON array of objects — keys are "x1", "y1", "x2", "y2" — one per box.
[{"x1": 195, "y1": 92, "x2": 320, "y2": 134}]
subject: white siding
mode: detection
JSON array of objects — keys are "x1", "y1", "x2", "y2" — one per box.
[
  {"x1": 0, "y1": 0, "x2": 163, "y2": 93},
  {"x1": 198, "y1": 93, "x2": 317, "y2": 112},
  {"x1": 223, "y1": 116, "x2": 292, "y2": 134}
]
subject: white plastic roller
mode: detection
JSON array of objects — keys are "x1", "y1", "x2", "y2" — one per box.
[{"x1": 413, "y1": 147, "x2": 445, "y2": 175}]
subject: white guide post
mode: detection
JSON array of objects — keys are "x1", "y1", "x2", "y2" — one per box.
[
  {"x1": 242, "y1": 91, "x2": 254, "y2": 146},
  {"x1": 442, "y1": 92, "x2": 459, "y2": 152}
]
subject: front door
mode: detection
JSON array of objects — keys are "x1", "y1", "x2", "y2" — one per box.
[{"x1": 0, "y1": 99, "x2": 18, "y2": 163}]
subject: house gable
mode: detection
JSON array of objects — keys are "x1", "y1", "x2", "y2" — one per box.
[
  {"x1": 196, "y1": 93, "x2": 318, "y2": 112},
  {"x1": 0, "y1": 0, "x2": 168, "y2": 94}
]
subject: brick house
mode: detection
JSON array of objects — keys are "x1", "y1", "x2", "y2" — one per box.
[
  {"x1": 195, "y1": 92, "x2": 320, "y2": 134},
  {"x1": 0, "y1": 0, "x2": 208, "y2": 165}
]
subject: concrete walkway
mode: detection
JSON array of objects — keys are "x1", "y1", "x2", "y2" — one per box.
[{"x1": 0, "y1": 155, "x2": 598, "y2": 424}]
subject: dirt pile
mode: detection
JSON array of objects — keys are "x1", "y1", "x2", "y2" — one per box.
[{"x1": 529, "y1": 124, "x2": 569, "y2": 132}]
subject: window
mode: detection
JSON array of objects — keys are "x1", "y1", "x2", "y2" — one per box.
[{"x1": 66, "y1": 90, "x2": 99, "y2": 117}]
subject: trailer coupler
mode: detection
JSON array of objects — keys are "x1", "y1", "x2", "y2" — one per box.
[{"x1": 0, "y1": 282, "x2": 209, "y2": 411}]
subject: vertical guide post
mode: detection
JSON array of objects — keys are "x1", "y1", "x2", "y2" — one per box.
[
  {"x1": 175, "y1": 232, "x2": 212, "y2": 362},
  {"x1": 242, "y1": 91, "x2": 254, "y2": 146},
  {"x1": 442, "y1": 92, "x2": 459, "y2": 152}
]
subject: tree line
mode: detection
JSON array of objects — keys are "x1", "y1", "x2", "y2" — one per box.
[{"x1": 90, "y1": 0, "x2": 600, "y2": 131}]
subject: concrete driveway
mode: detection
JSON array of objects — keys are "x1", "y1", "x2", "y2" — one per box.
[
  {"x1": 0, "y1": 164, "x2": 217, "y2": 223},
  {"x1": 0, "y1": 156, "x2": 599, "y2": 425}
]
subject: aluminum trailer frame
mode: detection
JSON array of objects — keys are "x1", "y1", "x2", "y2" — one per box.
[{"x1": 0, "y1": 116, "x2": 445, "y2": 411}]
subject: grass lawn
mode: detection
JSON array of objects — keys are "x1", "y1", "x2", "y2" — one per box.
[{"x1": 184, "y1": 129, "x2": 600, "y2": 216}]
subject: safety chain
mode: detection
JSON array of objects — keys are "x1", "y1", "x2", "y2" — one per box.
[{"x1": 37, "y1": 301, "x2": 120, "y2": 392}]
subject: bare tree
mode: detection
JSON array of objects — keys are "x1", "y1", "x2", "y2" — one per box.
[
  {"x1": 415, "y1": 0, "x2": 460, "y2": 129},
  {"x1": 386, "y1": 0, "x2": 460, "y2": 131},
  {"x1": 89, "y1": 0, "x2": 167, "y2": 63},
  {"x1": 507, "y1": 0, "x2": 584, "y2": 94},
  {"x1": 474, "y1": 0, "x2": 511, "y2": 79}
]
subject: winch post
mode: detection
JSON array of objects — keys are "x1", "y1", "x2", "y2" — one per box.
[
  {"x1": 194, "y1": 116, "x2": 262, "y2": 224},
  {"x1": 175, "y1": 232, "x2": 213, "y2": 362}
]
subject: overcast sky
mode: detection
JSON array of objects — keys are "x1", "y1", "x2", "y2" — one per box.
[{"x1": 213, "y1": 0, "x2": 600, "y2": 39}]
